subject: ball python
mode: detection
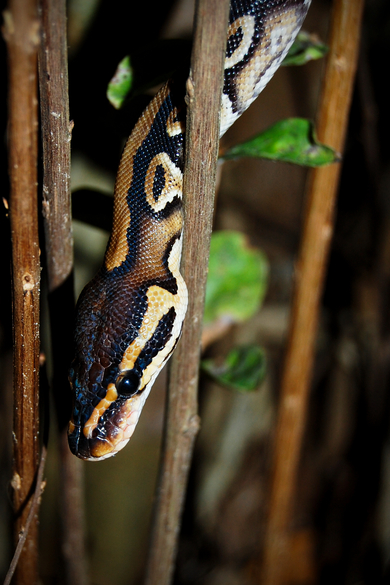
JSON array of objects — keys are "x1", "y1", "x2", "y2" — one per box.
[{"x1": 68, "y1": 0, "x2": 312, "y2": 460}]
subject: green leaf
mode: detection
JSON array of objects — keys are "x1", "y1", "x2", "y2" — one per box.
[
  {"x1": 204, "y1": 231, "x2": 268, "y2": 325},
  {"x1": 201, "y1": 345, "x2": 267, "y2": 392},
  {"x1": 107, "y1": 56, "x2": 133, "y2": 109},
  {"x1": 283, "y1": 31, "x2": 328, "y2": 66},
  {"x1": 221, "y1": 118, "x2": 339, "y2": 167}
]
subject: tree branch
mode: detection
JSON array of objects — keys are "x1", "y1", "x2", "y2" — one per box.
[
  {"x1": 38, "y1": 1, "x2": 88, "y2": 583},
  {"x1": 144, "y1": 1, "x2": 230, "y2": 583},
  {"x1": 261, "y1": 1, "x2": 365, "y2": 583},
  {"x1": 3, "y1": 0, "x2": 41, "y2": 582}
]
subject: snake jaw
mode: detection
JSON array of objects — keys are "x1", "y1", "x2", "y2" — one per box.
[
  {"x1": 67, "y1": 304, "x2": 167, "y2": 461},
  {"x1": 68, "y1": 377, "x2": 154, "y2": 461}
]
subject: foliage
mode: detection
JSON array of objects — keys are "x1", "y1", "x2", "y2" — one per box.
[
  {"x1": 204, "y1": 230, "x2": 268, "y2": 325},
  {"x1": 283, "y1": 31, "x2": 328, "y2": 66},
  {"x1": 221, "y1": 118, "x2": 339, "y2": 167},
  {"x1": 202, "y1": 344, "x2": 266, "y2": 391}
]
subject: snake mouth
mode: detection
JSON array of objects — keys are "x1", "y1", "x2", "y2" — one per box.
[
  {"x1": 68, "y1": 394, "x2": 143, "y2": 461},
  {"x1": 68, "y1": 420, "x2": 136, "y2": 461},
  {"x1": 68, "y1": 428, "x2": 128, "y2": 461}
]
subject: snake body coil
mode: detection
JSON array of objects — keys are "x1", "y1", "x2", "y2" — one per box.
[{"x1": 68, "y1": 0, "x2": 311, "y2": 460}]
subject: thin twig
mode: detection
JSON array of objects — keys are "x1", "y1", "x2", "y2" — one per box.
[
  {"x1": 2, "y1": 1, "x2": 41, "y2": 582},
  {"x1": 261, "y1": 1, "x2": 365, "y2": 583},
  {"x1": 3, "y1": 447, "x2": 47, "y2": 585},
  {"x1": 144, "y1": 1, "x2": 230, "y2": 584},
  {"x1": 38, "y1": 1, "x2": 88, "y2": 583}
]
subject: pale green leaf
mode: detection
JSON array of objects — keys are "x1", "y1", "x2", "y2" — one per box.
[
  {"x1": 204, "y1": 231, "x2": 268, "y2": 325},
  {"x1": 202, "y1": 345, "x2": 267, "y2": 392}
]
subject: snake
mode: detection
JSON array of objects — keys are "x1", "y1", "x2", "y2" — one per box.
[{"x1": 68, "y1": 0, "x2": 312, "y2": 460}]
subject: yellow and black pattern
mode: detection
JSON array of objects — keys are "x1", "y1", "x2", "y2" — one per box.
[{"x1": 68, "y1": 0, "x2": 311, "y2": 460}]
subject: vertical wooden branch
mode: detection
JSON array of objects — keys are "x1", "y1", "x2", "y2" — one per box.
[
  {"x1": 144, "y1": 1, "x2": 230, "y2": 583},
  {"x1": 261, "y1": 1, "x2": 365, "y2": 583},
  {"x1": 3, "y1": 1, "x2": 40, "y2": 583},
  {"x1": 39, "y1": 0, "x2": 72, "y2": 291},
  {"x1": 38, "y1": 1, "x2": 88, "y2": 584}
]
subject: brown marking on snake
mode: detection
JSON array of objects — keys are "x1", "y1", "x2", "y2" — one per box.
[{"x1": 105, "y1": 84, "x2": 171, "y2": 271}]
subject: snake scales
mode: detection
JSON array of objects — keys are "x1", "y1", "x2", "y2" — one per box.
[{"x1": 68, "y1": 0, "x2": 311, "y2": 460}]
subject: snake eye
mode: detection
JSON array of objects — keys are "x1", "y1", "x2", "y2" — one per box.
[{"x1": 115, "y1": 370, "x2": 140, "y2": 397}]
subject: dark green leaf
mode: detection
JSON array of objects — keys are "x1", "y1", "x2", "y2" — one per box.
[
  {"x1": 221, "y1": 118, "x2": 339, "y2": 167},
  {"x1": 283, "y1": 31, "x2": 328, "y2": 66},
  {"x1": 202, "y1": 345, "x2": 267, "y2": 392},
  {"x1": 204, "y1": 231, "x2": 268, "y2": 325}
]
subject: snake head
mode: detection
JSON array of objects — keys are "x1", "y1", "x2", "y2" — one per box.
[
  {"x1": 67, "y1": 304, "x2": 150, "y2": 460},
  {"x1": 68, "y1": 358, "x2": 153, "y2": 461},
  {"x1": 68, "y1": 263, "x2": 187, "y2": 461}
]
